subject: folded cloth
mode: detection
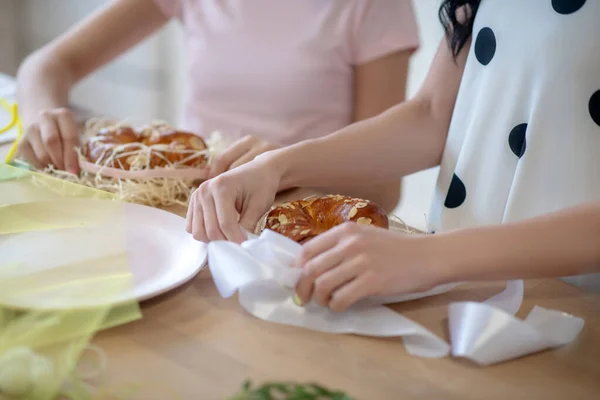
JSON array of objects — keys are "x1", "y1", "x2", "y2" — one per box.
[{"x1": 207, "y1": 229, "x2": 585, "y2": 366}]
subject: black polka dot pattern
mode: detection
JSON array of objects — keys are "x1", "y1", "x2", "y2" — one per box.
[
  {"x1": 444, "y1": 174, "x2": 467, "y2": 209},
  {"x1": 509, "y1": 123, "x2": 528, "y2": 158},
  {"x1": 474, "y1": 27, "x2": 496, "y2": 66},
  {"x1": 552, "y1": 0, "x2": 586, "y2": 14},
  {"x1": 590, "y1": 90, "x2": 600, "y2": 127}
]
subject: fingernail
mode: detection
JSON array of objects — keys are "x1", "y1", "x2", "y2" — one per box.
[{"x1": 293, "y1": 293, "x2": 303, "y2": 307}]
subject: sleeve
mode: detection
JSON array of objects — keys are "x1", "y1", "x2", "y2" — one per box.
[
  {"x1": 152, "y1": 0, "x2": 183, "y2": 20},
  {"x1": 350, "y1": 0, "x2": 420, "y2": 65}
]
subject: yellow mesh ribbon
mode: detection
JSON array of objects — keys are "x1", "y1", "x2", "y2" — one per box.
[
  {"x1": 0, "y1": 164, "x2": 141, "y2": 399},
  {"x1": 0, "y1": 98, "x2": 23, "y2": 164}
]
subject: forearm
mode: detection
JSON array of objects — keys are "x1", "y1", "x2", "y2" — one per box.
[
  {"x1": 270, "y1": 99, "x2": 445, "y2": 191},
  {"x1": 263, "y1": 39, "x2": 467, "y2": 193},
  {"x1": 434, "y1": 202, "x2": 600, "y2": 283},
  {"x1": 17, "y1": 0, "x2": 168, "y2": 126},
  {"x1": 17, "y1": 52, "x2": 74, "y2": 124}
]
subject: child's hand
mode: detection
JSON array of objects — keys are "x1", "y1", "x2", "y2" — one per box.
[
  {"x1": 208, "y1": 135, "x2": 279, "y2": 179},
  {"x1": 294, "y1": 223, "x2": 443, "y2": 312},
  {"x1": 187, "y1": 154, "x2": 281, "y2": 243},
  {"x1": 17, "y1": 108, "x2": 80, "y2": 174}
]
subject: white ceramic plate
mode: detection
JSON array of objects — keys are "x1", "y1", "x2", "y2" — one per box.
[{"x1": 0, "y1": 200, "x2": 207, "y2": 310}]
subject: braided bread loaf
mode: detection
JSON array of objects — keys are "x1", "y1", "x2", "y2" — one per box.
[
  {"x1": 83, "y1": 125, "x2": 208, "y2": 170},
  {"x1": 264, "y1": 195, "x2": 389, "y2": 243}
]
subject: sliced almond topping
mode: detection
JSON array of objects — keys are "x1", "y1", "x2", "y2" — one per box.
[
  {"x1": 357, "y1": 217, "x2": 372, "y2": 225},
  {"x1": 149, "y1": 131, "x2": 161, "y2": 142},
  {"x1": 278, "y1": 214, "x2": 289, "y2": 225},
  {"x1": 300, "y1": 229, "x2": 311, "y2": 235},
  {"x1": 288, "y1": 204, "x2": 296, "y2": 209},
  {"x1": 189, "y1": 136, "x2": 206, "y2": 150},
  {"x1": 126, "y1": 153, "x2": 148, "y2": 166},
  {"x1": 271, "y1": 223, "x2": 280, "y2": 229},
  {"x1": 355, "y1": 202, "x2": 368, "y2": 209},
  {"x1": 348, "y1": 207, "x2": 358, "y2": 219}
]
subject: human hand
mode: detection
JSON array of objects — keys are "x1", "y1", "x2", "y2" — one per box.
[
  {"x1": 16, "y1": 108, "x2": 80, "y2": 174},
  {"x1": 208, "y1": 135, "x2": 279, "y2": 179},
  {"x1": 187, "y1": 154, "x2": 283, "y2": 243},
  {"x1": 294, "y1": 223, "x2": 443, "y2": 312}
]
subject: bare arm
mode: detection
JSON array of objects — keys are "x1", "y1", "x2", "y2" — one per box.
[
  {"x1": 292, "y1": 199, "x2": 600, "y2": 312},
  {"x1": 433, "y1": 202, "x2": 600, "y2": 284},
  {"x1": 266, "y1": 38, "x2": 470, "y2": 191},
  {"x1": 320, "y1": 50, "x2": 412, "y2": 212},
  {"x1": 16, "y1": 0, "x2": 168, "y2": 171}
]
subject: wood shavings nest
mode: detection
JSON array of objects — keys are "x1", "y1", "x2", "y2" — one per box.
[{"x1": 43, "y1": 118, "x2": 227, "y2": 208}]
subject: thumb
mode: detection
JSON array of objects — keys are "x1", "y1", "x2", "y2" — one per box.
[{"x1": 238, "y1": 202, "x2": 269, "y2": 235}]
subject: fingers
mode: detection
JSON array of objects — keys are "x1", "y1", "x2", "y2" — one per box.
[
  {"x1": 25, "y1": 124, "x2": 51, "y2": 168},
  {"x1": 295, "y1": 224, "x2": 350, "y2": 267},
  {"x1": 228, "y1": 146, "x2": 267, "y2": 170},
  {"x1": 295, "y1": 244, "x2": 345, "y2": 305},
  {"x1": 185, "y1": 193, "x2": 195, "y2": 234},
  {"x1": 313, "y1": 260, "x2": 361, "y2": 307},
  {"x1": 16, "y1": 108, "x2": 80, "y2": 172},
  {"x1": 190, "y1": 198, "x2": 208, "y2": 242},
  {"x1": 294, "y1": 223, "x2": 372, "y2": 310},
  {"x1": 328, "y1": 274, "x2": 372, "y2": 313},
  {"x1": 237, "y1": 201, "x2": 268, "y2": 236},
  {"x1": 187, "y1": 161, "x2": 276, "y2": 244},
  {"x1": 200, "y1": 194, "x2": 226, "y2": 241},
  {"x1": 190, "y1": 177, "x2": 243, "y2": 242},
  {"x1": 16, "y1": 140, "x2": 43, "y2": 169},
  {"x1": 55, "y1": 108, "x2": 80, "y2": 174},
  {"x1": 213, "y1": 184, "x2": 246, "y2": 243},
  {"x1": 208, "y1": 136, "x2": 255, "y2": 179},
  {"x1": 38, "y1": 112, "x2": 64, "y2": 170}
]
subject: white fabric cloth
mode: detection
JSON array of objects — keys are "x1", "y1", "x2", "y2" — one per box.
[{"x1": 428, "y1": 0, "x2": 600, "y2": 290}]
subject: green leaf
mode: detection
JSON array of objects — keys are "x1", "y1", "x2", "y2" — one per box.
[{"x1": 228, "y1": 380, "x2": 356, "y2": 400}]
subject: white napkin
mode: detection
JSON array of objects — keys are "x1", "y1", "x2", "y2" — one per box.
[{"x1": 207, "y1": 230, "x2": 585, "y2": 365}]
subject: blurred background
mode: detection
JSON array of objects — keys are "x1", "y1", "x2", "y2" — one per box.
[{"x1": 0, "y1": 0, "x2": 443, "y2": 230}]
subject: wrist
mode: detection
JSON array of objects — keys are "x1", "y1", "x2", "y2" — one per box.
[
  {"x1": 425, "y1": 231, "x2": 475, "y2": 285},
  {"x1": 258, "y1": 144, "x2": 307, "y2": 191},
  {"x1": 255, "y1": 148, "x2": 292, "y2": 190}
]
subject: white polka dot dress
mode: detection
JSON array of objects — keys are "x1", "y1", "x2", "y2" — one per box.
[{"x1": 428, "y1": 0, "x2": 600, "y2": 289}]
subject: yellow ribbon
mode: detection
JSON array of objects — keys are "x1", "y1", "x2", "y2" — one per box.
[{"x1": 0, "y1": 97, "x2": 24, "y2": 164}]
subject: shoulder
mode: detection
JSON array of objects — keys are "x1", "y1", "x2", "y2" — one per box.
[{"x1": 343, "y1": 0, "x2": 420, "y2": 65}]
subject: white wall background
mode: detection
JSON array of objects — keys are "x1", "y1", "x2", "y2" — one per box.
[
  {"x1": 0, "y1": 0, "x2": 19, "y2": 74},
  {"x1": 0, "y1": 0, "x2": 443, "y2": 229},
  {"x1": 397, "y1": 0, "x2": 444, "y2": 230}
]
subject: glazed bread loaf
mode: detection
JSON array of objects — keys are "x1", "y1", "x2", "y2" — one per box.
[
  {"x1": 264, "y1": 195, "x2": 389, "y2": 243},
  {"x1": 83, "y1": 125, "x2": 208, "y2": 170}
]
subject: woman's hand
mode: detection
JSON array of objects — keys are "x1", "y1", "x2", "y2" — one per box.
[
  {"x1": 294, "y1": 223, "x2": 442, "y2": 312},
  {"x1": 17, "y1": 108, "x2": 80, "y2": 174},
  {"x1": 208, "y1": 135, "x2": 279, "y2": 179},
  {"x1": 187, "y1": 155, "x2": 283, "y2": 243}
]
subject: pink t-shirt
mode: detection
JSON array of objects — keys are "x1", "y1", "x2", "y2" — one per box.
[{"x1": 153, "y1": 0, "x2": 419, "y2": 145}]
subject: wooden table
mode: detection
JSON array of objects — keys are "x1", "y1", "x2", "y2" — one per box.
[{"x1": 2, "y1": 146, "x2": 600, "y2": 399}]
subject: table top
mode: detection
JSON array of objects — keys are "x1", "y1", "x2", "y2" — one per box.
[
  {"x1": 97, "y1": 200, "x2": 600, "y2": 400},
  {"x1": 1, "y1": 144, "x2": 599, "y2": 399},
  {"x1": 93, "y1": 274, "x2": 600, "y2": 399}
]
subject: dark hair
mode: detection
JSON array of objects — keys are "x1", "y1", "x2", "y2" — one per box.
[{"x1": 438, "y1": 0, "x2": 481, "y2": 58}]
